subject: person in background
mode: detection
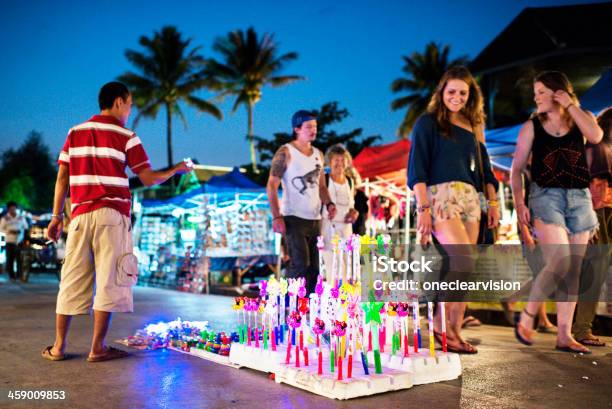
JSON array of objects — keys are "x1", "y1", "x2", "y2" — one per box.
[
  {"x1": 352, "y1": 187, "x2": 369, "y2": 236},
  {"x1": 266, "y1": 110, "x2": 336, "y2": 293},
  {"x1": 0, "y1": 201, "x2": 29, "y2": 281},
  {"x1": 501, "y1": 168, "x2": 557, "y2": 333},
  {"x1": 320, "y1": 144, "x2": 359, "y2": 282},
  {"x1": 572, "y1": 107, "x2": 612, "y2": 347},
  {"x1": 511, "y1": 71, "x2": 603, "y2": 354}
]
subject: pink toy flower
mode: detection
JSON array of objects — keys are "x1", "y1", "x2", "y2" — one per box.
[
  {"x1": 315, "y1": 276, "x2": 324, "y2": 297},
  {"x1": 397, "y1": 302, "x2": 410, "y2": 317},
  {"x1": 331, "y1": 320, "x2": 347, "y2": 337},
  {"x1": 287, "y1": 311, "x2": 302, "y2": 328},
  {"x1": 313, "y1": 318, "x2": 326, "y2": 335},
  {"x1": 259, "y1": 280, "x2": 268, "y2": 298}
]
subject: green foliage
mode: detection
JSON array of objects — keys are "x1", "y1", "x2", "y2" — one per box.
[
  {"x1": 391, "y1": 42, "x2": 469, "y2": 138},
  {"x1": 207, "y1": 27, "x2": 303, "y2": 171},
  {"x1": 1, "y1": 175, "x2": 34, "y2": 209},
  {"x1": 244, "y1": 101, "x2": 381, "y2": 185},
  {"x1": 0, "y1": 131, "x2": 55, "y2": 211}
]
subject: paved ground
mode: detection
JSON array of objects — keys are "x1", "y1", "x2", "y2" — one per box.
[{"x1": 0, "y1": 273, "x2": 610, "y2": 409}]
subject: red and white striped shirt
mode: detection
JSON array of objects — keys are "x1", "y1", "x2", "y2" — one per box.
[{"x1": 58, "y1": 115, "x2": 151, "y2": 218}]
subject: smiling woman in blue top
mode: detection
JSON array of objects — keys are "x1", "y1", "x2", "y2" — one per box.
[{"x1": 408, "y1": 66, "x2": 500, "y2": 354}]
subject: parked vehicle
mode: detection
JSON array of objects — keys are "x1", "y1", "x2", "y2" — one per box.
[{"x1": 19, "y1": 220, "x2": 63, "y2": 281}]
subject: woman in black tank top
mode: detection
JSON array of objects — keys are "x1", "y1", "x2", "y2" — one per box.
[
  {"x1": 530, "y1": 116, "x2": 591, "y2": 189},
  {"x1": 510, "y1": 71, "x2": 604, "y2": 354}
]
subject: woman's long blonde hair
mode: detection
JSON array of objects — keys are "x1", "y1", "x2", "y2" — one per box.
[{"x1": 426, "y1": 66, "x2": 486, "y2": 142}]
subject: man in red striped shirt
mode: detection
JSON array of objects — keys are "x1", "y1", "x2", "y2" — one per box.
[{"x1": 42, "y1": 82, "x2": 192, "y2": 362}]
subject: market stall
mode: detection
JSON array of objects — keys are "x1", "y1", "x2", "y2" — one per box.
[
  {"x1": 353, "y1": 139, "x2": 412, "y2": 249},
  {"x1": 134, "y1": 167, "x2": 279, "y2": 293}
]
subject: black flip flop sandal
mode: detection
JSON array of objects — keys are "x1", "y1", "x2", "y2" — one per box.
[{"x1": 555, "y1": 345, "x2": 592, "y2": 354}]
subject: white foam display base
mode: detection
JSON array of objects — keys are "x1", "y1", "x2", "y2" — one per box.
[
  {"x1": 229, "y1": 343, "x2": 461, "y2": 399},
  {"x1": 169, "y1": 346, "x2": 240, "y2": 368},
  {"x1": 274, "y1": 362, "x2": 413, "y2": 400},
  {"x1": 229, "y1": 343, "x2": 289, "y2": 372},
  {"x1": 367, "y1": 348, "x2": 462, "y2": 385}
]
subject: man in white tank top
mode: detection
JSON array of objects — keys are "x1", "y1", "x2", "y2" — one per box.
[{"x1": 267, "y1": 110, "x2": 336, "y2": 292}]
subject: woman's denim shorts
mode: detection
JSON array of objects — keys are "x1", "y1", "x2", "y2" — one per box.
[{"x1": 529, "y1": 183, "x2": 599, "y2": 235}]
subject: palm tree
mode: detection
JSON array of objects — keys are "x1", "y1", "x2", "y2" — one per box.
[
  {"x1": 119, "y1": 26, "x2": 222, "y2": 168},
  {"x1": 391, "y1": 42, "x2": 469, "y2": 138},
  {"x1": 207, "y1": 27, "x2": 304, "y2": 172}
]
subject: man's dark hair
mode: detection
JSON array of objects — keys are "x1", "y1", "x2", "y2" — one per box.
[
  {"x1": 6, "y1": 201, "x2": 17, "y2": 209},
  {"x1": 98, "y1": 82, "x2": 130, "y2": 110}
]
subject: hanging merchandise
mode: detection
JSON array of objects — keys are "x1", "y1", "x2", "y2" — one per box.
[{"x1": 134, "y1": 167, "x2": 279, "y2": 292}]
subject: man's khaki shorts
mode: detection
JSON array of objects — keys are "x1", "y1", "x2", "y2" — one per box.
[{"x1": 56, "y1": 207, "x2": 134, "y2": 315}]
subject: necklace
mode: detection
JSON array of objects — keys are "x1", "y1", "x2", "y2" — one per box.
[{"x1": 546, "y1": 120, "x2": 564, "y2": 137}]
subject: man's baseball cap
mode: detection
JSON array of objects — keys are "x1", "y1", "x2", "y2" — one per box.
[{"x1": 291, "y1": 110, "x2": 316, "y2": 128}]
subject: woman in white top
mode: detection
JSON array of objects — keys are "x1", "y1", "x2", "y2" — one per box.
[{"x1": 321, "y1": 144, "x2": 359, "y2": 282}]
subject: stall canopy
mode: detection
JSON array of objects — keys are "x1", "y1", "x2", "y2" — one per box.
[
  {"x1": 204, "y1": 167, "x2": 265, "y2": 193},
  {"x1": 353, "y1": 139, "x2": 411, "y2": 185},
  {"x1": 581, "y1": 68, "x2": 612, "y2": 114},
  {"x1": 142, "y1": 167, "x2": 264, "y2": 209},
  {"x1": 485, "y1": 124, "x2": 522, "y2": 172}
]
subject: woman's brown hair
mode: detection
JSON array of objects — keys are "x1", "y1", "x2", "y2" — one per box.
[
  {"x1": 426, "y1": 66, "x2": 486, "y2": 142},
  {"x1": 597, "y1": 107, "x2": 612, "y2": 144},
  {"x1": 533, "y1": 71, "x2": 579, "y2": 127}
]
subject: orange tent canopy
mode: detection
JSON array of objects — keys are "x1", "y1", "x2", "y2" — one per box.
[{"x1": 353, "y1": 139, "x2": 411, "y2": 185}]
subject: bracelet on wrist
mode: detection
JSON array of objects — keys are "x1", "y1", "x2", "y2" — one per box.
[
  {"x1": 487, "y1": 200, "x2": 499, "y2": 207},
  {"x1": 564, "y1": 102, "x2": 574, "y2": 110},
  {"x1": 326, "y1": 202, "x2": 335, "y2": 209},
  {"x1": 273, "y1": 216, "x2": 283, "y2": 220},
  {"x1": 417, "y1": 204, "x2": 431, "y2": 213},
  {"x1": 52, "y1": 214, "x2": 64, "y2": 220}
]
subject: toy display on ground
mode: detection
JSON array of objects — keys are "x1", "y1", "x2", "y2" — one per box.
[
  {"x1": 119, "y1": 234, "x2": 461, "y2": 400},
  {"x1": 117, "y1": 317, "x2": 240, "y2": 367}
]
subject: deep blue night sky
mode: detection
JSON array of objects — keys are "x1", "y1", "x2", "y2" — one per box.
[{"x1": 1, "y1": 0, "x2": 599, "y2": 171}]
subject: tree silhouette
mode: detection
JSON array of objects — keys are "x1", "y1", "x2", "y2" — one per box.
[
  {"x1": 119, "y1": 26, "x2": 222, "y2": 168},
  {"x1": 0, "y1": 131, "x2": 55, "y2": 211},
  {"x1": 391, "y1": 42, "x2": 468, "y2": 138},
  {"x1": 207, "y1": 27, "x2": 303, "y2": 172}
]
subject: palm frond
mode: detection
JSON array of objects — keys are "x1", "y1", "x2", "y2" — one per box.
[
  {"x1": 173, "y1": 103, "x2": 189, "y2": 130},
  {"x1": 268, "y1": 75, "x2": 305, "y2": 87},
  {"x1": 231, "y1": 92, "x2": 249, "y2": 113},
  {"x1": 390, "y1": 94, "x2": 421, "y2": 111},
  {"x1": 391, "y1": 42, "x2": 472, "y2": 138},
  {"x1": 185, "y1": 96, "x2": 223, "y2": 120},
  {"x1": 132, "y1": 97, "x2": 164, "y2": 129}
]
